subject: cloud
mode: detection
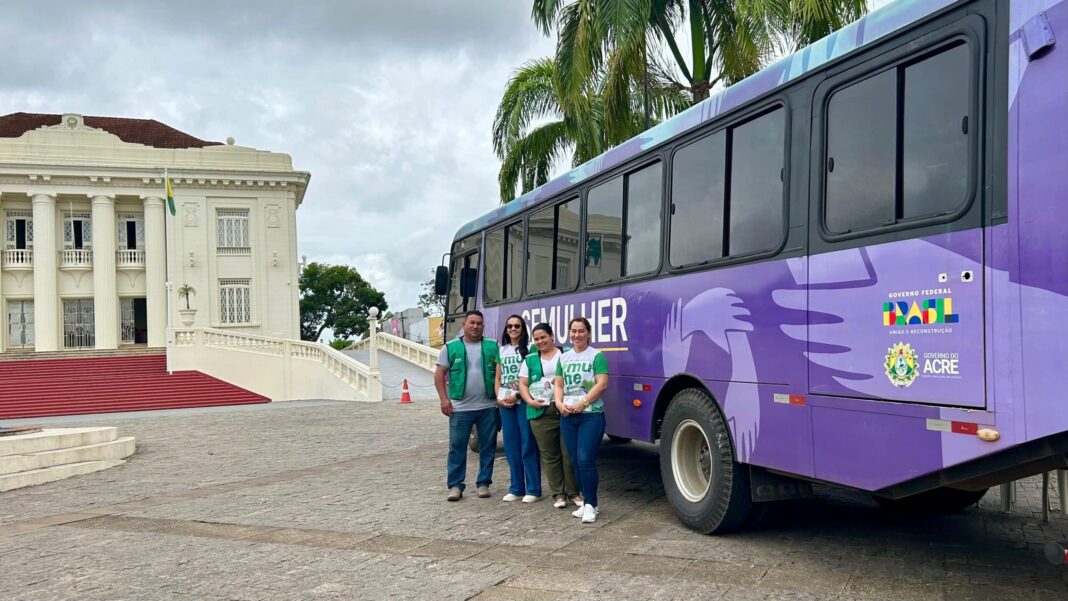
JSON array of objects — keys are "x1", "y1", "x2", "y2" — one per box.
[{"x1": 0, "y1": 0, "x2": 555, "y2": 317}]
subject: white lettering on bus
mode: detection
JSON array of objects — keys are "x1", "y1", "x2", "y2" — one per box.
[{"x1": 518, "y1": 296, "x2": 629, "y2": 345}]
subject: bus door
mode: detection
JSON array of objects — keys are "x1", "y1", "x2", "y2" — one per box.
[{"x1": 808, "y1": 32, "x2": 986, "y2": 409}]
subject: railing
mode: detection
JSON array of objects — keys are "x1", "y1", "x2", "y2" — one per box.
[
  {"x1": 373, "y1": 332, "x2": 438, "y2": 372},
  {"x1": 1, "y1": 249, "x2": 32, "y2": 269},
  {"x1": 217, "y1": 246, "x2": 251, "y2": 256},
  {"x1": 171, "y1": 327, "x2": 380, "y2": 402},
  {"x1": 59, "y1": 249, "x2": 93, "y2": 269},
  {"x1": 116, "y1": 249, "x2": 146, "y2": 268}
]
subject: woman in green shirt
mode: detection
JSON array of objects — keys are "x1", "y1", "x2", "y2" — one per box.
[{"x1": 554, "y1": 316, "x2": 609, "y2": 523}]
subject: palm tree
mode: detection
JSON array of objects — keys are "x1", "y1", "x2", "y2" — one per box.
[
  {"x1": 494, "y1": 57, "x2": 689, "y2": 202},
  {"x1": 531, "y1": 0, "x2": 867, "y2": 114}
]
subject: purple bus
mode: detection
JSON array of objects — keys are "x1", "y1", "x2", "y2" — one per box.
[{"x1": 436, "y1": 0, "x2": 1068, "y2": 533}]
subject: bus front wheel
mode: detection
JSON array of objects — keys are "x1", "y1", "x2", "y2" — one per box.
[{"x1": 659, "y1": 388, "x2": 754, "y2": 534}]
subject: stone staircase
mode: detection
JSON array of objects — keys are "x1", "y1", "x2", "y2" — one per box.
[{"x1": 0, "y1": 426, "x2": 136, "y2": 492}]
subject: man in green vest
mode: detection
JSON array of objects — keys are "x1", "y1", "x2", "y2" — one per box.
[{"x1": 435, "y1": 310, "x2": 500, "y2": 502}]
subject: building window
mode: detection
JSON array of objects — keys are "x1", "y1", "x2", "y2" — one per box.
[
  {"x1": 824, "y1": 41, "x2": 971, "y2": 235},
  {"x1": 4, "y1": 211, "x2": 33, "y2": 250},
  {"x1": 63, "y1": 212, "x2": 92, "y2": 250},
  {"x1": 117, "y1": 214, "x2": 145, "y2": 250},
  {"x1": 219, "y1": 278, "x2": 252, "y2": 324},
  {"x1": 216, "y1": 209, "x2": 251, "y2": 254}
]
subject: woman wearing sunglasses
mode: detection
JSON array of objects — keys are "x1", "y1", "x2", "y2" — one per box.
[{"x1": 494, "y1": 314, "x2": 541, "y2": 502}]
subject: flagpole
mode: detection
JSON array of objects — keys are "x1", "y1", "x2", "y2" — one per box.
[{"x1": 164, "y1": 167, "x2": 173, "y2": 375}]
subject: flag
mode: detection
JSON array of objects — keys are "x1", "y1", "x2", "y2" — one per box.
[{"x1": 165, "y1": 177, "x2": 176, "y2": 216}]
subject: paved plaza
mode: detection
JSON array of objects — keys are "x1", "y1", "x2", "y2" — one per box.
[{"x1": 2, "y1": 360, "x2": 1068, "y2": 600}]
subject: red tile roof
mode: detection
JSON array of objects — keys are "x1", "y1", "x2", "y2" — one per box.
[{"x1": 0, "y1": 112, "x2": 221, "y2": 149}]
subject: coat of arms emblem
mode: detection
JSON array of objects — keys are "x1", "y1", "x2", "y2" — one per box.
[{"x1": 884, "y1": 342, "x2": 919, "y2": 387}]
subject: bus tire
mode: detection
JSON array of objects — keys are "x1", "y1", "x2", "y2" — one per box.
[
  {"x1": 660, "y1": 387, "x2": 753, "y2": 534},
  {"x1": 873, "y1": 487, "x2": 988, "y2": 513},
  {"x1": 607, "y1": 435, "x2": 632, "y2": 444}
]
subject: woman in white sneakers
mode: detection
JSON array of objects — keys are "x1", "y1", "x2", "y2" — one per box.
[
  {"x1": 519, "y1": 322, "x2": 581, "y2": 509},
  {"x1": 494, "y1": 314, "x2": 541, "y2": 503},
  {"x1": 554, "y1": 316, "x2": 608, "y2": 523}
]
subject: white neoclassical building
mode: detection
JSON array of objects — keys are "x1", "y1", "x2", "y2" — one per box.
[{"x1": 0, "y1": 112, "x2": 309, "y2": 354}]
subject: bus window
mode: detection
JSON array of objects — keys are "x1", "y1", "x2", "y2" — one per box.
[
  {"x1": 826, "y1": 71, "x2": 897, "y2": 233},
  {"x1": 625, "y1": 162, "x2": 662, "y2": 275},
  {"x1": 527, "y1": 198, "x2": 580, "y2": 295},
  {"x1": 825, "y1": 41, "x2": 971, "y2": 235},
  {"x1": 557, "y1": 198, "x2": 580, "y2": 289},
  {"x1": 527, "y1": 205, "x2": 555, "y2": 295},
  {"x1": 728, "y1": 108, "x2": 785, "y2": 256},
  {"x1": 902, "y1": 43, "x2": 969, "y2": 219},
  {"x1": 670, "y1": 132, "x2": 726, "y2": 267},
  {"x1": 484, "y1": 221, "x2": 525, "y2": 304},
  {"x1": 585, "y1": 162, "x2": 663, "y2": 285},
  {"x1": 484, "y1": 227, "x2": 505, "y2": 303},
  {"x1": 506, "y1": 222, "x2": 524, "y2": 299},
  {"x1": 585, "y1": 176, "x2": 624, "y2": 285}
]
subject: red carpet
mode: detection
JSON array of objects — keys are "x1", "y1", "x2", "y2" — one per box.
[{"x1": 0, "y1": 353, "x2": 268, "y2": 418}]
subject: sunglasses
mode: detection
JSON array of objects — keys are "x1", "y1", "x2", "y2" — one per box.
[{"x1": 506, "y1": 324, "x2": 523, "y2": 329}]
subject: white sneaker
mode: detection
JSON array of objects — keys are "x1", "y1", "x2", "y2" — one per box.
[
  {"x1": 502, "y1": 493, "x2": 521, "y2": 502},
  {"x1": 581, "y1": 504, "x2": 598, "y2": 523},
  {"x1": 572, "y1": 505, "x2": 585, "y2": 518},
  {"x1": 521, "y1": 495, "x2": 541, "y2": 503},
  {"x1": 571, "y1": 495, "x2": 584, "y2": 507}
]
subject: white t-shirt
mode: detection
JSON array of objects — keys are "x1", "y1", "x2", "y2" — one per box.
[
  {"x1": 519, "y1": 349, "x2": 561, "y2": 405},
  {"x1": 555, "y1": 346, "x2": 608, "y2": 413}
]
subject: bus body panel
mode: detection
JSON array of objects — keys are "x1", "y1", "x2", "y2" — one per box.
[{"x1": 447, "y1": 0, "x2": 1068, "y2": 494}]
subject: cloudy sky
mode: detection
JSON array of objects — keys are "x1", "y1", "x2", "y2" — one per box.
[
  {"x1": 0, "y1": 1, "x2": 555, "y2": 314},
  {"x1": 2, "y1": 0, "x2": 891, "y2": 318}
]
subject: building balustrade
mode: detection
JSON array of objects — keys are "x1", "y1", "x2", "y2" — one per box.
[
  {"x1": 59, "y1": 249, "x2": 93, "y2": 270},
  {"x1": 116, "y1": 249, "x2": 146, "y2": 269},
  {"x1": 2, "y1": 249, "x2": 33, "y2": 270},
  {"x1": 217, "y1": 246, "x2": 251, "y2": 256}
]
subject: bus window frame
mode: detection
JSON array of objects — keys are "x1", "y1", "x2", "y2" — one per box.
[
  {"x1": 482, "y1": 218, "x2": 526, "y2": 306},
  {"x1": 814, "y1": 19, "x2": 985, "y2": 245},
  {"x1": 580, "y1": 156, "x2": 667, "y2": 291},
  {"x1": 664, "y1": 98, "x2": 792, "y2": 275},
  {"x1": 522, "y1": 196, "x2": 582, "y2": 301}
]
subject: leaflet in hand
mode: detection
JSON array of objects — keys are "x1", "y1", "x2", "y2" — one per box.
[
  {"x1": 563, "y1": 395, "x2": 584, "y2": 408},
  {"x1": 531, "y1": 377, "x2": 554, "y2": 406}
]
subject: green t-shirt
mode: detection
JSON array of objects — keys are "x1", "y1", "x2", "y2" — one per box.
[
  {"x1": 499, "y1": 344, "x2": 524, "y2": 392},
  {"x1": 555, "y1": 346, "x2": 609, "y2": 413}
]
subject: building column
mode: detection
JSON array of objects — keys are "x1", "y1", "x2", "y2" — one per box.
[
  {"x1": 144, "y1": 196, "x2": 167, "y2": 347},
  {"x1": 0, "y1": 191, "x2": 4, "y2": 354},
  {"x1": 91, "y1": 193, "x2": 118, "y2": 349},
  {"x1": 31, "y1": 192, "x2": 58, "y2": 352}
]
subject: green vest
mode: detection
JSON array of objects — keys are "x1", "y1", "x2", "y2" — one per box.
[
  {"x1": 524, "y1": 352, "x2": 548, "y2": 420},
  {"x1": 445, "y1": 338, "x2": 499, "y2": 401}
]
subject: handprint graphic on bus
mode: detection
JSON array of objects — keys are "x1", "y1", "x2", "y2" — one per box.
[{"x1": 661, "y1": 287, "x2": 760, "y2": 462}]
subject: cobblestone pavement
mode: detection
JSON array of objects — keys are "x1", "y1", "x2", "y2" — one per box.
[{"x1": 2, "y1": 397, "x2": 1067, "y2": 600}]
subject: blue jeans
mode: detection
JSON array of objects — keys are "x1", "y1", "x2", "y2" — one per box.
[
  {"x1": 500, "y1": 403, "x2": 541, "y2": 496},
  {"x1": 447, "y1": 407, "x2": 498, "y2": 492},
  {"x1": 560, "y1": 411, "x2": 605, "y2": 507}
]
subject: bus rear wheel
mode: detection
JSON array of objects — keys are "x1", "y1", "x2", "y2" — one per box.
[
  {"x1": 660, "y1": 388, "x2": 754, "y2": 534},
  {"x1": 873, "y1": 487, "x2": 988, "y2": 512}
]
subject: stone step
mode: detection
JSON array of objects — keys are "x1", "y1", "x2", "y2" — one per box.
[
  {"x1": 0, "y1": 459, "x2": 126, "y2": 492},
  {"x1": 0, "y1": 427, "x2": 118, "y2": 457},
  {"x1": 0, "y1": 437, "x2": 136, "y2": 476}
]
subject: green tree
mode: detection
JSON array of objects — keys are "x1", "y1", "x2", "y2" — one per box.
[
  {"x1": 299, "y1": 262, "x2": 387, "y2": 342},
  {"x1": 494, "y1": 56, "x2": 689, "y2": 201},
  {"x1": 500, "y1": 0, "x2": 866, "y2": 201},
  {"x1": 417, "y1": 269, "x2": 447, "y2": 317},
  {"x1": 533, "y1": 0, "x2": 865, "y2": 107}
]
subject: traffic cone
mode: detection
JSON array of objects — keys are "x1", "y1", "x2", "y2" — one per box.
[{"x1": 399, "y1": 379, "x2": 412, "y2": 404}]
